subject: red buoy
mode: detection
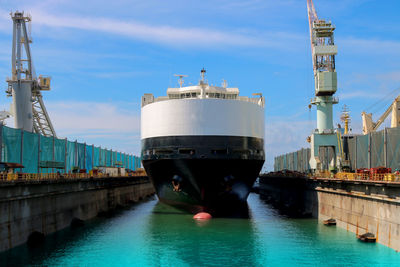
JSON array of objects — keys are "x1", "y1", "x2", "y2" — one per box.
[{"x1": 193, "y1": 212, "x2": 212, "y2": 220}]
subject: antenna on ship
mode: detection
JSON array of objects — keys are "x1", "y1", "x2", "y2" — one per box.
[
  {"x1": 174, "y1": 74, "x2": 188, "y2": 88},
  {"x1": 199, "y1": 68, "x2": 207, "y2": 98}
]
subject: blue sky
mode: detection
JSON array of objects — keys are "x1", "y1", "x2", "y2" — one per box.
[{"x1": 0, "y1": 0, "x2": 399, "y2": 171}]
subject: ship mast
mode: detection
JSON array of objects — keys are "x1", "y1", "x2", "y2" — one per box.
[
  {"x1": 174, "y1": 74, "x2": 188, "y2": 88},
  {"x1": 200, "y1": 68, "x2": 207, "y2": 99}
]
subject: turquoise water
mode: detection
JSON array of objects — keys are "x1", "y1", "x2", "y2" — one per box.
[{"x1": 1, "y1": 194, "x2": 399, "y2": 266}]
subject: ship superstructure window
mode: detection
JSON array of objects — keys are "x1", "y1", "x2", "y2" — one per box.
[
  {"x1": 168, "y1": 94, "x2": 179, "y2": 99},
  {"x1": 226, "y1": 94, "x2": 237, "y2": 99},
  {"x1": 203, "y1": 92, "x2": 238, "y2": 99}
]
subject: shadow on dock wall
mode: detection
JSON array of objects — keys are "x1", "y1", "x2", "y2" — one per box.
[
  {"x1": 258, "y1": 174, "x2": 318, "y2": 218},
  {"x1": 0, "y1": 177, "x2": 155, "y2": 252},
  {"x1": 259, "y1": 174, "x2": 400, "y2": 251}
]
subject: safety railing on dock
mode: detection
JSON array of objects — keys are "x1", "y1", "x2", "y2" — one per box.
[
  {"x1": 312, "y1": 172, "x2": 400, "y2": 183},
  {"x1": 0, "y1": 171, "x2": 147, "y2": 182}
]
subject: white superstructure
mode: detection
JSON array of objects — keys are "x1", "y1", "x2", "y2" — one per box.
[
  {"x1": 142, "y1": 85, "x2": 264, "y2": 107},
  {"x1": 141, "y1": 70, "x2": 265, "y2": 140},
  {"x1": 141, "y1": 99, "x2": 264, "y2": 139}
]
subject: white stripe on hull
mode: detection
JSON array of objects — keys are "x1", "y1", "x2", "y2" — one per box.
[{"x1": 141, "y1": 99, "x2": 264, "y2": 139}]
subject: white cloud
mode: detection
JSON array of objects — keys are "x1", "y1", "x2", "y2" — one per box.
[
  {"x1": 216, "y1": 0, "x2": 301, "y2": 11},
  {"x1": 46, "y1": 101, "x2": 140, "y2": 133},
  {"x1": 338, "y1": 90, "x2": 382, "y2": 100},
  {"x1": 25, "y1": 9, "x2": 264, "y2": 48},
  {"x1": 340, "y1": 37, "x2": 400, "y2": 56},
  {"x1": 264, "y1": 118, "x2": 314, "y2": 171},
  {"x1": 1, "y1": 99, "x2": 141, "y2": 153},
  {"x1": 377, "y1": 71, "x2": 400, "y2": 83},
  {"x1": 44, "y1": 100, "x2": 141, "y2": 153},
  {"x1": 0, "y1": 7, "x2": 305, "y2": 51},
  {"x1": 91, "y1": 71, "x2": 150, "y2": 79}
]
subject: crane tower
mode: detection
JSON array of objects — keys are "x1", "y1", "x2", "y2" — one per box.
[
  {"x1": 6, "y1": 11, "x2": 56, "y2": 137},
  {"x1": 307, "y1": 0, "x2": 340, "y2": 171}
]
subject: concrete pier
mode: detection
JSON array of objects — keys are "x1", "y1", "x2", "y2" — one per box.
[
  {"x1": 0, "y1": 177, "x2": 155, "y2": 252},
  {"x1": 259, "y1": 174, "x2": 400, "y2": 251}
]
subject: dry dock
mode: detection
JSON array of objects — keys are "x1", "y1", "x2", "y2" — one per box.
[
  {"x1": 259, "y1": 172, "x2": 400, "y2": 251},
  {"x1": 0, "y1": 175, "x2": 155, "y2": 252}
]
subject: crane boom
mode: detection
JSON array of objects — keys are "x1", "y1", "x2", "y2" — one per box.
[
  {"x1": 307, "y1": 0, "x2": 319, "y2": 24},
  {"x1": 307, "y1": 0, "x2": 319, "y2": 73},
  {"x1": 362, "y1": 95, "x2": 400, "y2": 134}
]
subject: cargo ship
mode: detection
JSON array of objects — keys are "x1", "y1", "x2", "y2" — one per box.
[{"x1": 141, "y1": 69, "x2": 265, "y2": 213}]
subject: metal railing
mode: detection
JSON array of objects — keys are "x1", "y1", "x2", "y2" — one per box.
[
  {"x1": 150, "y1": 95, "x2": 265, "y2": 108},
  {"x1": 312, "y1": 171, "x2": 400, "y2": 183},
  {"x1": 0, "y1": 171, "x2": 147, "y2": 182}
]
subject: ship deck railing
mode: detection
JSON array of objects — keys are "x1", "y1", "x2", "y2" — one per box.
[{"x1": 149, "y1": 95, "x2": 265, "y2": 107}]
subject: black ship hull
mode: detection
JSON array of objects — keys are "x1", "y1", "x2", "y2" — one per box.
[{"x1": 141, "y1": 135, "x2": 264, "y2": 214}]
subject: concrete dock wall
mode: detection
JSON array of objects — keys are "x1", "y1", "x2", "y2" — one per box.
[
  {"x1": 0, "y1": 177, "x2": 155, "y2": 252},
  {"x1": 259, "y1": 175, "x2": 400, "y2": 251},
  {"x1": 259, "y1": 175, "x2": 318, "y2": 217},
  {"x1": 317, "y1": 182, "x2": 400, "y2": 251}
]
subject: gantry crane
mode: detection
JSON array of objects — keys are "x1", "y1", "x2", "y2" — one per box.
[
  {"x1": 5, "y1": 11, "x2": 56, "y2": 137},
  {"x1": 307, "y1": 0, "x2": 341, "y2": 171},
  {"x1": 361, "y1": 95, "x2": 400, "y2": 134}
]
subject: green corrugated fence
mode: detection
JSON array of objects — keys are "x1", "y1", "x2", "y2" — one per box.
[
  {"x1": 0, "y1": 124, "x2": 141, "y2": 173},
  {"x1": 274, "y1": 148, "x2": 311, "y2": 172},
  {"x1": 274, "y1": 127, "x2": 400, "y2": 172}
]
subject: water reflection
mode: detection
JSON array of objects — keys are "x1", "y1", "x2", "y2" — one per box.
[
  {"x1": 0, "y1": 194, "x2": 399, "y2": 266},
  {"x1": 147, "y1": 201, "x2": 259, "y2": 266},
  {"x1": 0, "y1": 217, "x2": 106, "y2": 266}
]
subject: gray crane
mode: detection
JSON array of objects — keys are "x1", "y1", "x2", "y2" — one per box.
[{"x1": 5, "y1": 11, "x2": 56, "y2": 137}]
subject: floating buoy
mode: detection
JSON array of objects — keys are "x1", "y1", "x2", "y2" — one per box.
[{"x1": 193, "y1": 212, "x2": 212, "y2": 220}]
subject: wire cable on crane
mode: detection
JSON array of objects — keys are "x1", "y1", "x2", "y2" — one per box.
[{"x1": 366, "y1": 87, "x2": 400, "y2": 114}]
